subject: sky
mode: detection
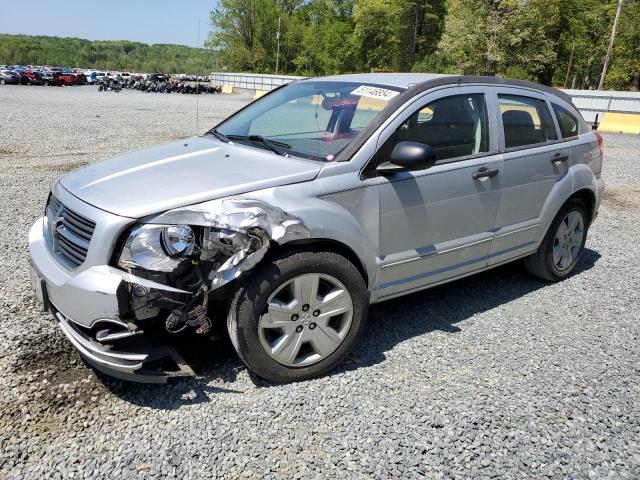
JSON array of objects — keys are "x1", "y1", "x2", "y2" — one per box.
[{"x1": 0, "y1": 0, "x2": 216, "y2": 47}]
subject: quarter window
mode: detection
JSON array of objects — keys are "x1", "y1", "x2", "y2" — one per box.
[
  {"x1": 499, "y1": 94, "x2": 558, "y2": 148},
  {"x1": 552, "y1": 103, "x2": 580, "y2": 139},
  {"x1": 378, "y1": 94, "x2": 489, "y2": 163}
]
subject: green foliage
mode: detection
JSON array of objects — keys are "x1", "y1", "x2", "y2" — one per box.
[
  {"x1": 208, "y1": 0, "x2": 639, "y2": 90},
  {"x1": 439, "y1": 0, "x2": 639, "y2": 89},
  {"x1": 0, "y1": 34, "x2": 215, "y2": 74},
  {"x1": 606, "y1": 1, "x2": 640, "y2": 90},
  {"x1": 1, "y1": 0, "x2": 638, "y2": 90},
  {"x1": 208, "y1": 0, "x2": 445, "y2": 75},
  {"x1": 411, "y1": 52, "x2": 452, "y2": 74}
]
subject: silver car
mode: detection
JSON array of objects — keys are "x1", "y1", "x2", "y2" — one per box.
[{"x1": 28, "y1": 73, "x2": 605, "y2": 383}]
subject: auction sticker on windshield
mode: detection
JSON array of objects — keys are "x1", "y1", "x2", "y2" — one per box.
[{"x1": 351, "y1": 85, "x2": 399, "y2": 101}]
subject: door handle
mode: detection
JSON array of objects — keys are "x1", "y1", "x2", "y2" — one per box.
[
  {"x1": 551, "y1": 153, "x2": 569, "y2": 165},
  {"x1": 472, "y1": 167, "x2": 499, "y2": 180}
]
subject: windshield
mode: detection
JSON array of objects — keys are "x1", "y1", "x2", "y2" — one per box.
[{"x1": 213, "y1": 81, "x2": 404, "y2": 162}]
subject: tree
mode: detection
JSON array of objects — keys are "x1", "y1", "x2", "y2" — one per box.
[
  {"x1": 605, "y1": 0, "x2": 640, "y2": 89},
  {"x1": 353, "y1": 0, "x2": 401, "y2": 71},
  {"x1": 293, "y1": 0, "x2": 358, "y2": 74},
  {"x1": 0, "y1": 34, "x2": 215, "y2": 74},
  {"x1": 437, "y1": 0, "x2": 516, "y2": 76}
]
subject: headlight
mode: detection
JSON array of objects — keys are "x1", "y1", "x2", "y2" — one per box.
[
  {"x1": 161, "y1": 225, "x2": 195, "y2": 256},
  {"x1": 119, "y1": 224, "x2": 196, "y2": 272}
]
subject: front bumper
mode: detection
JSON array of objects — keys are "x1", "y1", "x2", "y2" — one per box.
[
  {"x1": 29, "y1": 219, "x2": 195, "y2": 383},
  {"x1": 51, "y1": 305, "x2": 194, "y2": 383}
]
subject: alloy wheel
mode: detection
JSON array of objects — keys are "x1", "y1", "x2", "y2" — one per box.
[
  {"x1": 552, "y1": 210, "x2": 584, "y2": 271},
  {"x1": 258, "y1": 273, "x2": 354, "y2": 367}
]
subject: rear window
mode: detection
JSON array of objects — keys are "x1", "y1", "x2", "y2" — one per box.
[
  {"x1": 552, "y1": 103, "x2": 580, "y2": 139},
  {"x1": 499, "y1": 94, "x2": 558, "y2": 149}
]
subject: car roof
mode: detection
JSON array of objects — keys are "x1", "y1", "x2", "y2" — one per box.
[
  {"x1": 304, "y1": 73, "x2": 571, "y2": 104},
  {"x1": 307, "y1": 72, "x2": 449, "y2": 89}
]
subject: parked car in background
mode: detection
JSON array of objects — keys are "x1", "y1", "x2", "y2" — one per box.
[
  {"x1": 0, "y1": 69, "x2": 21, "y2": 85},
  {"x1": 28, "y1": 73, "x2": 605, "y2": 384},
  {"x1": 58, "y1": 72, "x2": 78, "y2": 86},
  {"x1": 40, "y1": 71, "x2": 63, "y2": 86},
  {"x1": 22, "y1": 70, "x2": 45, "y2": 85},
  {"x1": 72, "y1": 69, "x2": 87, "y2": 85},
  {"x1": 85, "y1": 71, "x2": 106, "y2": 84}
]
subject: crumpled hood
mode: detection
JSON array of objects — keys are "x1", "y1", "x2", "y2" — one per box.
[{"x1": 60, "y1": 136, "x2": 321, "y2": 218}]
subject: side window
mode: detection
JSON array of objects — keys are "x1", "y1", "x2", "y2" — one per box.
[
  {"x1": 378, "y1": 93, "x2": 489, "y2": 163},
  {"x1": 552, "y1": 103, "x2": 579, "y2": 139},
  {"x1": 498, "y1": 94, "x2": 558, "y2": 149}
]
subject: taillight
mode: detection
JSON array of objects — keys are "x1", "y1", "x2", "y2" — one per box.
[{"x1": 595, "y1": 131, "x2": 605, "y2": 159}]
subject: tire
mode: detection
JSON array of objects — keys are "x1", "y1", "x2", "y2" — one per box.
[
  {"x1": 227, "y1": 250, "x2": 369, "y2": 383},
  {"x1": 524, "y1": 198, "x2": 588, "y2": 281}
]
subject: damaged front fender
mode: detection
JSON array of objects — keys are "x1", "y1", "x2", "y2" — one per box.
[{"x1": 146, "y1": 197, "x2": 310, "y2": 290}]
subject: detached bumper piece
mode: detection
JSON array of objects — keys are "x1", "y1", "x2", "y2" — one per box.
[{"x1": 52, "y1": 305, "x2": 195, "y2": 384}]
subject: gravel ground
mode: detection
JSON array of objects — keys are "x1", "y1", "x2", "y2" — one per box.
[{"x1": 1, "y1": 85, "x2": 639, "y2": 479}]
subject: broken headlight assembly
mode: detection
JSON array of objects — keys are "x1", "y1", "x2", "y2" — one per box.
[
  {"x1": 118, "y1": 224, "x2": 196, "y2": 272},
  {"x1": 116, "y1": 198, "x2": 311, "y2": 335},
  {"x1": 117, "y1": 223, "x2": 230, "y2": 335},
  {"x1": 116, "y1": 222, "x2": 272, "y2": 335}
]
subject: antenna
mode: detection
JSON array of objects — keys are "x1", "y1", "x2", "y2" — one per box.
[
  {"x1": 196, "y1": 17, "x2": 200, "y2": 133},
  {"x1": 275, "y1": 16, "x2": 281, "y2": 75}
]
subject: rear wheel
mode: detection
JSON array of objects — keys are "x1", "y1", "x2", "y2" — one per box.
[
  {"x1": 524, "y1": 199, "x2": 588, "y2": 281},
  {"x1": 227, "y1": 250, "x2": 368, "y2": 382}
]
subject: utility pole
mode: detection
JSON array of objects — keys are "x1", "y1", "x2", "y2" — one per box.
[
  {"x1": 196, "y1": 18, "x2": 200, "y2": 132},
  {"x1": 598, "y1": 0, "x2": 624, "y2": 90},
  {"x1": 275, "y1": 16, "x2": 281, "y2": 75},
  {"x1": 564, "y1": 42, "x2": 575, "y2": 88}
]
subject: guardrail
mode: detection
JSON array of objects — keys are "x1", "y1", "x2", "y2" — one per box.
[
  {"x1": 562, "y1": 89, "x2": 640, "y2": 122},
  {"x1": 210, "y1": 72, "x2": 305, "y2": 92},
  {"x1": 210, "y1": 72, "x2": 640, "y2": 123}
]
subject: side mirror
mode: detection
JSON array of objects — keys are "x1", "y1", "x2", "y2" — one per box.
[{"x1": 377, "y1": 141, "x2": 437, "y2": 176}]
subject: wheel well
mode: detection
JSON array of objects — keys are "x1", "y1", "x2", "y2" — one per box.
[
  {"x1": 265, "y1": 239, "x2": 369, "y2": 288},
  {"x1": 569, "y1": 189, "x2": 596, "y2": 225}
]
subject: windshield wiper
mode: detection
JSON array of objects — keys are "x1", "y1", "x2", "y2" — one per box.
[
  {"x1": 226, "y1": 134, "x2": 290, "y2": 156},
  {"x1": 210, "y1": 129, "x2": 230, "y2": 143}
]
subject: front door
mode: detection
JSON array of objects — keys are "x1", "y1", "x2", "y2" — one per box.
[{"x1": 372, "y1": 87, "x2": 503, "y2": 299}]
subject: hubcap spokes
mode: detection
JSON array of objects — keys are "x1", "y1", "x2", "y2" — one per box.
[
  {"x1": 258, "y1": 273, "x2": 353, "y2": 367},
  {"x1": 552, "y1": 211, "x2": 584, "y2": 271}
]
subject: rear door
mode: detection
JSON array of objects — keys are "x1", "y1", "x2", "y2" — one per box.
[{"x1": 488, "y1": 87, "x2": 567, "y2": 265}]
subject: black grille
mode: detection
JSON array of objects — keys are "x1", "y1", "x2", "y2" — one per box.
[{"x1": 46, "y1": 194, "x2": 96, "y2": 269}]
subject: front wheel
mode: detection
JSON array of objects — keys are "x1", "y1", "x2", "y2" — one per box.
[
  {"x1": 227, "y1": 250, "x2": 369, "y2": 382},
  {"x1": 524, "y1": 199, "x2": 588, "y2": 281}
]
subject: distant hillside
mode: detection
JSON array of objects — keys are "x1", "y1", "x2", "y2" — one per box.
[{"x1": 0, "y1": 34, "x2": 215, "y2": 74}]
